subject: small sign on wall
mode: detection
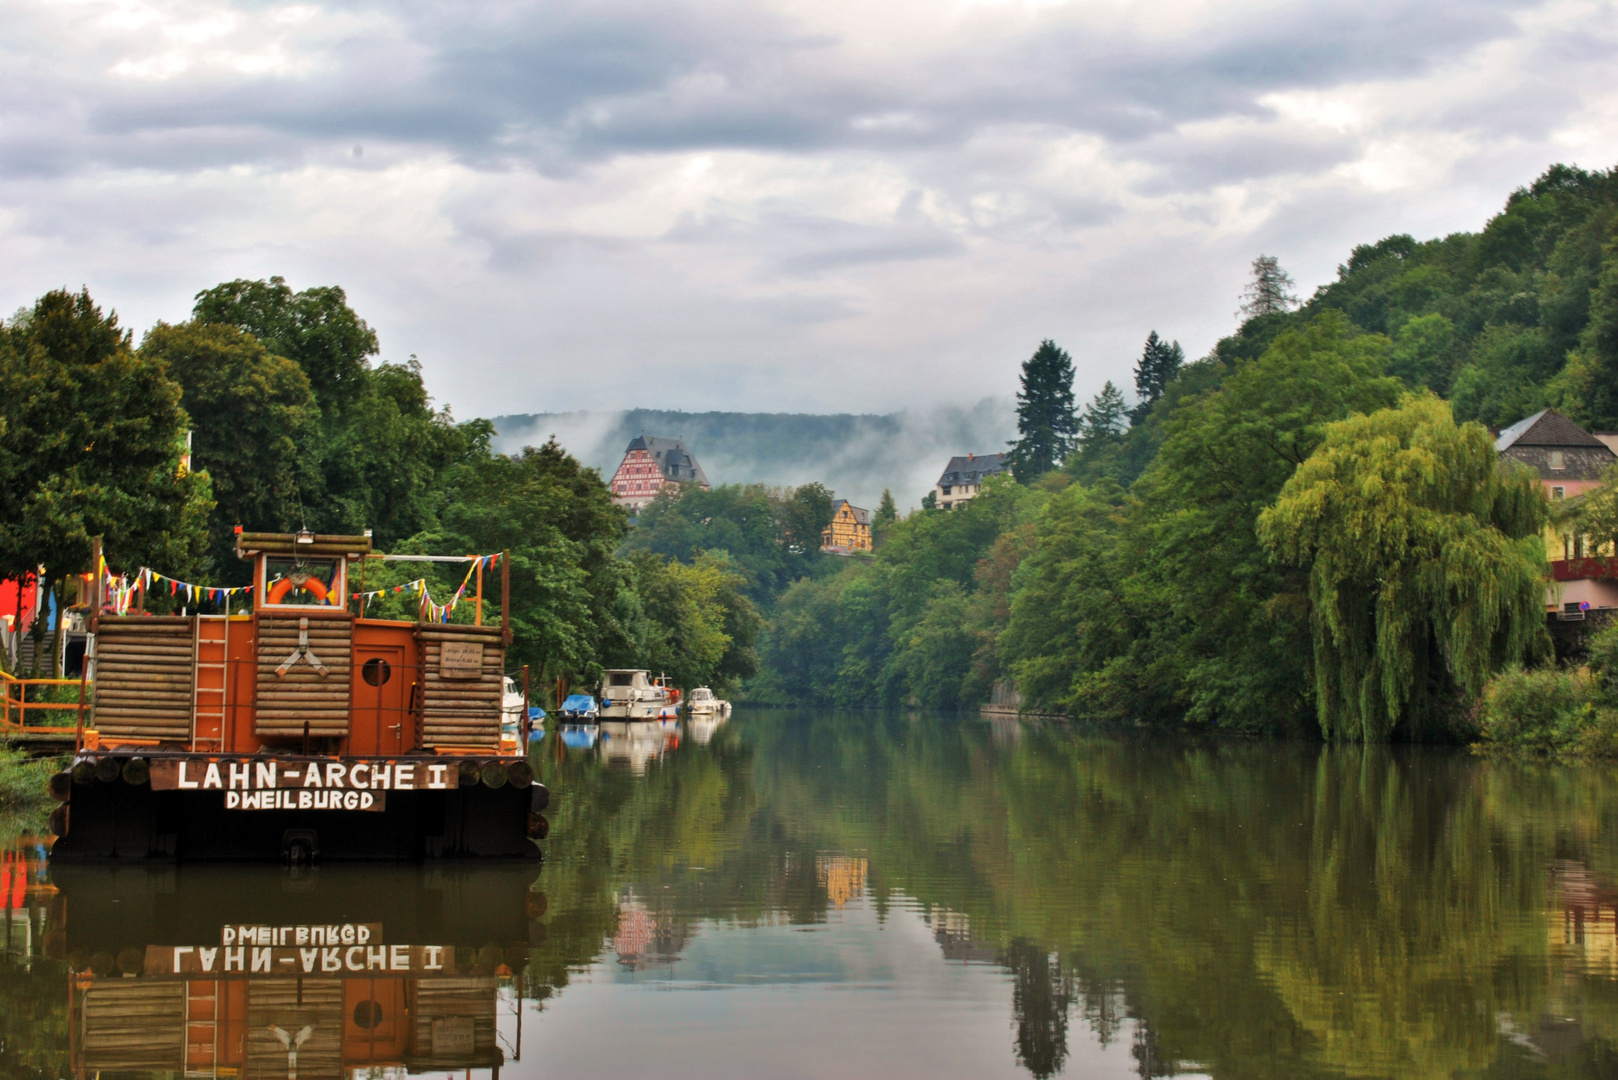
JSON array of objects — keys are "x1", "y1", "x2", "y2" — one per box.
[{"x1": 439, "y1": 641, "x2": 483, "y2": 679}]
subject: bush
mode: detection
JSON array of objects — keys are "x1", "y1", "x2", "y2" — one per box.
[{"x1": 1477, "y1": 624, "x2": 1618, "y2": 757}]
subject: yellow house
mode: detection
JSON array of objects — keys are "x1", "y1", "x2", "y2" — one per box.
[
  {"x1": 821, "y1": 500, "x2": 872, "y2": 554},
  {"x1": 1496, "y1": 409, "x2": 1618, "y2": 616}
]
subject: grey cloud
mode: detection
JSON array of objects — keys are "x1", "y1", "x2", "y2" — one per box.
[{"x1": 0, "y1": 0, "x2": 1553, "y2": 182}]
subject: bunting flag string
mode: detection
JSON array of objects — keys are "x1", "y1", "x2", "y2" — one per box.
[{"x1": 351, "y1": 552, "x2": 503, "y2": 623}]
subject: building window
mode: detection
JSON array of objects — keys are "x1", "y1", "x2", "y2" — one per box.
[
  {"x1": 1553, "y1": 486, "x2": 1566, "y2": 500},
  {"x1": 941, "y1": 486, "x2": 952, "y2": 495},
  {"x1": 1549, "y1": 451, "x2": 1566, "y2": 471}
]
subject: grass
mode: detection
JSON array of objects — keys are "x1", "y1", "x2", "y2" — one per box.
[{"x1": 0, "y1": 747, "x2": 64, "y2": 838}]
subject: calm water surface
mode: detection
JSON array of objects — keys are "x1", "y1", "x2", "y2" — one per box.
[{"x1": 6, "y1": 710, "x2": 1618, "y2": 1079}]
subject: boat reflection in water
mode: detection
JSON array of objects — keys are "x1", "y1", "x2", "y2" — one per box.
[
  {"x1": 596, "y1": 719, "x2": 680, "y2": 773},
  {"x1": 50, "y1": 863, "x2": 542, "y2": 1080},
  {"x1": 686, "y1": 708, "x2": 729, "y2": 746}
]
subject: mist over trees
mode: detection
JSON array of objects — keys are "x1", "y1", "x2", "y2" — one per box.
[{"x1": 749, "y1": 163, "x2": 1618, "y2": 740}]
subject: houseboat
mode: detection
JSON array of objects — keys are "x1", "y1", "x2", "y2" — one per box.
[{"x1": 46, "y1": 531, "x2": 546, "y2": 862}]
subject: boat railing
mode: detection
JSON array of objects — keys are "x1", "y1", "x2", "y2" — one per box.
[{"x1": 0, "y1": 671, "x2": 89, "y2": 738}]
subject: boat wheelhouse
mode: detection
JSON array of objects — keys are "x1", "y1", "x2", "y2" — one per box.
[
  {"x1": 686, "y1": 686, "x2": 730, "y2": 718},
  {"x1": 47, "y1": 531, "x2": 546, "y2": 861}
]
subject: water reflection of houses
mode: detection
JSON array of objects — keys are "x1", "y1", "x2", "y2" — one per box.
[
  {"x1": 610, "y1": 891, "x2": 690, "y2": 971},
  {"x1": 1549, "y1": 859, "x2": 1618, "y2": 974},
  {"x1": 814, "y1": 855, "x2": 868, "y2": 910},
  {"x1": 924, "y1": 906, "x2": 1000, "y2": 964}
]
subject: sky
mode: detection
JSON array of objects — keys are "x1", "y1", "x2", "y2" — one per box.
[{"x1": 3, "y1": 0, "x2": 1617, "y2": 420}]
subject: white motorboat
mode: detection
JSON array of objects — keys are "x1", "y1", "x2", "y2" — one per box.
[
  {"x1": 686, "y1": 686, "x2": 731, "y2": 718},
  {"x1": 599, "y1": 669, "x2": 680, "y2": 720}
]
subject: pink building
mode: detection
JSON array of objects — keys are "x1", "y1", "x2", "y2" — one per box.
[{"x1": 608, "y1": 436, "x2": 710, "y2": 511}]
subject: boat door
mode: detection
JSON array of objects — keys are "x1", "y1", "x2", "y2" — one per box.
[{"x1": 352, "y1": 642, "x2": 409, "y2": 755}]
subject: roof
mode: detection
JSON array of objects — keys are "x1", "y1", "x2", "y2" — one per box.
[
  {"x1": 623, "y1": 436, "x2": 710, "y2": 487},
  {"x1": 936, "y1": 452, "x2": 1009, "y2": 487},
  {"x1": 831, "y1": 499, "x2": 871, "y2": 526},
  {"x1": 1495, "y1": 409, "x2": 1609, "y2": 452}
]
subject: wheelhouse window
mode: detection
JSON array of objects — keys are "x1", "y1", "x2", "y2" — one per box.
[
  {"x1": 262, "y1": 556, "x2": 342, "y2": 607},
  {"x1": 1549, "y1": 451, "x2": 1567, "y2": 471}
]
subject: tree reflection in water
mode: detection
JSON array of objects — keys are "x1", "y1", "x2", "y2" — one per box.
[{"x1": 11, "y1": 713, "x2": 1618, "y2": 1078}]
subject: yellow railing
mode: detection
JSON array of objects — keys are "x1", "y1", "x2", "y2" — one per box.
[{"x1": 0, "y1": 672, "x2": 88, "y2": 739}]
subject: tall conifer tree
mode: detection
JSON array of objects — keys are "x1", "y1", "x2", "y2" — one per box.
[
  {"x1": 1131, "y1": 331, "x2": 1184, "y2": 424},
  {"x1": 1008, "y1": 340, "x2": 1077, "y2": 479}
]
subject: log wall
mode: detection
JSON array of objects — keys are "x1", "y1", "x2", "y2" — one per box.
[
  {"x1": 416, "y1": 625, "x2": 504, "y2": 750},
  {"x1": 92, "y1": 616, "x2": 195, "y2": 742},
  {"x1": 255, "y1": 614, "x2": 354, "y2": 737}
]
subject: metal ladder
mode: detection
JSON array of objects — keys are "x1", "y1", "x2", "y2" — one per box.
[{"x1": 191, "y1": 616, "x2": 229, "y2": 751}]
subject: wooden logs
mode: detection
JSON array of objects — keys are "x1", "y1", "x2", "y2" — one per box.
[
  {"x1": 417, "y1": 624, "x2": 504, "y2": 750},
  {"x1": 254, "y1": 614, "x2": 353, "y2": 736},
  {"x1": 92, "y1": 616, "x2": 195, "y2": 740}
]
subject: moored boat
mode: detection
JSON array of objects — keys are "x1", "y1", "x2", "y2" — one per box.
[
  {"x1": 686, "y1": 686, "x2": 731, "y2": 718},
  {"x1": 598, "y1": 669, "x2": 680, "y2": 720},
  {"x1": 46, "y1": 531, "x2": 548, "y2": 862}
]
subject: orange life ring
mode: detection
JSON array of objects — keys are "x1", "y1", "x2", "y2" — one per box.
[{"x1": 267, "y1": 575, "x2": 332, "y2": 605}]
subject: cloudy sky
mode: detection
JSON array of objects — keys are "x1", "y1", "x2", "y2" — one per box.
[{"x1": 4, "y1": 0, "x2": 1616, "y2": 418}]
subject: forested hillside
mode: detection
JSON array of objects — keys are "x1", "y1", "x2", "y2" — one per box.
[{"x1": 733, "y1": 163, "x2": 1618, "y2": 740}]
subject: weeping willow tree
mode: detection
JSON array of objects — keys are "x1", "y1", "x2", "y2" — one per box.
[{"x1": 1258, "y1": 394, "x2": 1550, "y2": 741}]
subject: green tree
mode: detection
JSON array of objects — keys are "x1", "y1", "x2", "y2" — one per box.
[
  {"x1": 1006, "y1": 313, "x2": 1404, "y2": 729},
  {"x1": 0, "y1": 290, "x2": 210, "y2": 670},
  {"x1": 1067, "y1": 381, "x2": 1129, "y2": 483},
  {"x1": 1007, "y1": 340, "x2": 1077, "y2": 479},
  {"x1": 138, "y1": 321, "x2": 318, "y2": 574},
  {"x1": 1130, "y1": 331, "x2": 1184, "y2": 423},
  {"x1": 191, "y1": 276, "x2": 376, "y2": 410},
  {"x1": 628, "y1": 551, "x2": 760, "y2": 692},
  {"x1": 191, "y1": 277, "x2": 466, "y2": 545},
  {"x1": 875, "y1": 489, "x2": 898, "y2": 529},
  {"x1": 1258, "y1": 394, "x2": 1549, "y2": 740}
]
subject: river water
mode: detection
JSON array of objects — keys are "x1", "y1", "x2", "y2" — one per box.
[{"x1": 5, "y1": 709, "x2": 1618, "y2": 1079}]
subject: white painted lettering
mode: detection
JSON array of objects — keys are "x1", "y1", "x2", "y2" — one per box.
[
  {"x1": 228, "y1": 762, "x2": 250, "y2": 790},
  {"x1": 346, "y1": 946, "x2": 365, "y2": 971},
  {"x1": 303, "y1": 766, "x2": 322, "y2": 788},
  {"x1": 360, "y1": 792, "x2": 375, "y2": 810},
  {"x1": 395, "y1": 764, "x2": 416, "y2": 790},
  {"x1": 177, "y1": 762, "x2": 199, "y2": 789},
  {"x1": 173, "y1": 946, "x2": 194, "y2": 973},
  {"x1": 390, "y1": 944, "x2": 409, "y2": 971},
  {"x1": 357, "y1": 925, "x2": 371, "y2": 944},
  {"x1": 321, "y1": 947, "x2": 342, "y2": 972},
  {"x1": 251, "y1": 947, "x2": 271, "y2": 973},
  {"x1": 256, "y1": 761, "x2": 277, "y2": 789},
  {"x1": 424, "y1": 945, "x2": 443, "y2": 971},
  {"x1": 299, "y1": 947, "x2": 319, "y2": 972},
  {"x1": 325, "y1": 762, "x2": 347, "y2": 787},
  {"x1": 340, "y1": 925, "x2": 355, "y2": 945},
  {"x1": 199, "y1": 947, "x2": 218, "y2": 972},
  {"x1": 203, "y1": 762, "x2": 223, "y2": 789},
  {"x1": 226, "y1": 791, "x2": 240, "y2": 809},
  {"x1": 223, "y1": 946, "x2": 245, "y2": 972},
  {"x1": 350, "y1": 762, "x2": 369, "y2": 788},
  {"x1": 299, "y1": 790, "x2": 313, "y2": 809},
  {"x1": 343, "y1": 791, "x2": 358, "y2": 810},
  {"x1": 427, "y1": 764, "x2": 448, "y2": 789},
  {"x1": 223, "y1": 926, "x2": 236, "y2": 945},
  {"x1": 370, "y1": 764, "x2": 390, "y2": 789}
]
